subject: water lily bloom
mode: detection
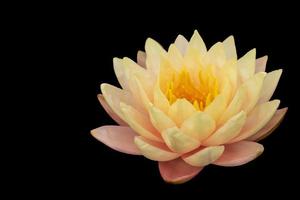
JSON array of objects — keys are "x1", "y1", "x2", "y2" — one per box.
[{"x1": 91, "y1": 30, "x2": 287, "y2": 184}]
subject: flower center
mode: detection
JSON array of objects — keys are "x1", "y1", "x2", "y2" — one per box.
[{"x1": 165, "y1": 67, "x2": 219, "y2": 111}]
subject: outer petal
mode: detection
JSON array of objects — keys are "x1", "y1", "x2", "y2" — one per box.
[
  {"x1": 182, "y1": 146, "x2": 225, "y2": 167},
  {"x1": 248, "y1": 107, "x2": 288, "y2": 141},
  {"x1": 168, "y1": 99, "x2": 197, "y2": 126},
  {"x1": 134, "y1": 136, "x2": 180, "y2": 161},
  {"x1": 181, "y1": 111, "x2": 216, "y2": 141},
  {"x1": 189, "y1": 30, "x2": 207, "y2": 56},
  {"x1": 149, "y1": 105, "x2": 176, "y2": 133},
  {"x1": 230, "y1": 100, "x2": 280, "y2": 143},
  {"x1": 91, "y1": 126, "x2": 141, "y2": 155},
  {"x1": 97, "y1": 94, "x2": 127, "y2": 126},
  {"x1": 159, "y1": 158, "x2": 203, "y2": 184},
  {"x1": 137, "y1": 51, "x2": 146, "y2": 68},
  {"x1": 203, "y1": 111, "x2": 246, "y2": 146},
  {"x1": 162, "y1": 127, "x2": 200, "y2": 154},
  {"x1": 174, "y1": 34, "x2": 189, "y2": 55},
  {"x1": 255, "y1": 56, "x2": 268, "y2": 73},
  {"x1": 213, "y1": 141, "x2": 264, "y2": 166},
  {"x1": 237, "y1": 49, "x2": 256, "y2": 82},
  {"x1": 223, "y1": 35, "x2": 237, "y2": 60},
  {"x1": 258, "y1": 69, "x2": 282, "y2": 104},
  {"x1": 120, "y1": 103, "x2": 162, "y2": 142}
]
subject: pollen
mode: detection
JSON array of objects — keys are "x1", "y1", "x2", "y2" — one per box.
[{"x1": 165, "y1": 66, "x2": 219, "y2": 111}]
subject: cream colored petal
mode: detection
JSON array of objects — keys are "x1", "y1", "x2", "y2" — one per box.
[
  {"x1": 174, "y1": 34, "x2": 189, "y2": 55},
  {"x1": 255, "y1": 56, "x2": 268, "y2": 73},
  {"x1": 204, "y1": 94, "x2": 227, "y2": 121},
  {"x1": 162, "y1": 127, "x2": 201, "y2": 154},
  {"x1": 181, "y1": 111, "x2": 216, "y2": 141},
  {"x1": 168, "y1": 44, "x2": 184, "y2": 71},
  {"x1": 189, "y1": 30, "x2": 207, "y2": 55},
  {"x1": 153, "y1": 78, "x2": 170, "y2": 114},
  {"x1": 159, "y1": 56, "x2": 177, "y2": 93},
  {"x1": 182, "y1": 146, "x2": 224, "y2": 167},
  {"x1": 237, "y1": 49, "x2": 256, "y2": 82},
  {"x1": 203, "y1": 111, "x2": 246, "y2": 146},
  {"x1": 230, "y1": 100, "x2": 280, "y2": 143},
  {"x1": 113, "y1": 58, "x2": 130, "y2": 90},
  {"x1": 248, "y1": 107, "x2": 288, "y2": 141},
  {"x1": 168, "y1": 99, "x2": 197, "y2": 126},
  {"x1": 145, "y1": 38, "x2": 167, "y2": 75},
  {"x1": 101, "y1": 83, "x2": 131, "y2": 123},
  {"x1": 134, "y1": 136, "x2": 180, "y2": 161},
  {"x1": 132, "y1": 76, "x2": 152, "y2": 111},
  {"x1": 120, "y1": 102, "x2": 162, "y2": 142},
  {"x1": 137, "y1": 51, "x2": 146, "y2": 68},
  {"x1": 220, "y1": 60, "x2": 238, "y2": 97},
  {"x1": 243, "y1": 72, "x2": 266, "y2": 113},
  {"x1": 97, "y1": 94, "x2": 127, "y2": 126},
  {"x1": 205, "y1": 42, "x2": 226, "y2": 68},
  {"x1": 223, "y1": 35, "x2": 237, "y2": 60},
  {"x1": 258, "y1": 69, "x2": 282, "y2": 104},
  {"x1": 149, "y1": 105, "x2": 176, "y2": 133}
]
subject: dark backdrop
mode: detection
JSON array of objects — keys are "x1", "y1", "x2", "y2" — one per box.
[{"x1": 20, "y1": 3, "x2": 299, "y2": 198}]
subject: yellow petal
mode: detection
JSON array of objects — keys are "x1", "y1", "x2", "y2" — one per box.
[
  {"x1": 132, "y1": 76, "x2": 152, "y2": 111},
  {"x1": 153, "y1": 78, "x2": 170, "y2": 114},
  {"x1": 223, "y1": 35, "x2": 237, "y2": 60},
  {"x1": 181, "y1": 111, "x2": 216, "y2": 141},
  {"x1": 113, "y1": 57, "x2": 130, "y2": 90},
  {"x1": 230, "y1": 100, "x2": 280, "y2": 143},
  {"x1": 168, "y1": 44, "x2": 184, "y2": 71},
  {"x1": 258, "y1": 69, "x2": 282, "y2": 104},
  {"x1": 101, "y1": 83, "x2": 131, "y2": 123},
  {"x1": 255, "y1": 56, "x2": 268, "y2": 72},
  {"x1": 137, "y1": 51, "x2": 146, "y2": 68},
  {"x1": 134, "y1": 136, "x2": 180, "y2": 161},
  {"x1": 248, "y1": 107, "x2": 288, "y2": 141},
  {"x1": 174, "y1": 34, "x2": 188, "y2": 55},
  {"x1": 149, "y1": 105, "x2": 176, "y2": 133},
  {"x1": 168, "y1": 99, "x2": 197, "y2": 126},
  {"x1": 205, "y1": 42, "x2": 226, "y2": 68},
  {"x1": 162, "y1": 127, "x2": 200, "y2": 154},
  {"x1": 204, "y1": 94, "x2": 227, "y2": 121},
  {"x1": 145, "y1": 38, "x2": 167, "y2": 75},
  {"x1": 182, "y1": 146, "x2": 224, "y2": 167},
  {"x1": 189, "y1": 30, "x2": 207, "y2": 56},
  {"x1": 237, "y1": 49, "x2": 256, "y2": 82},
  {"x1": 120, "y1": 102, "x2": 162, "y2": 142},
  {"x1": 203, "y1": 111, "x2": 246, "y2": 146}
]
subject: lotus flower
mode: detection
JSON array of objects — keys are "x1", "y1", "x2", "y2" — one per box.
[{"x1": 91, "y1": 30, "x2": 287, "y2": 184}]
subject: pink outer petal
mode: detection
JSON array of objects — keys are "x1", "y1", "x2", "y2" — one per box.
[
  {"x1": 159, "y1": 158, "x2": 203, "y2": 184},
  {"x1": 255, "y1": 56, "x2": 268, "y2": 72},
  {"x1": 248, "y1": 108, "x2": 288, "y2": 141},
  {"x1": 98, "y1": 94, "x2": 127, "y2": 126},
  {"x1": 213, "y1": 141, "x2": 264, "y2": 167},
  {"x1": 137, "y1": 51, "x2": 146, "y2": 68},
  {"x1": 91, "y1": 125, "x2": 141, "y2": 155}
]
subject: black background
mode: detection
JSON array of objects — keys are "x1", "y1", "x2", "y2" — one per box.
[{"x1": 15, "y1": 2, "x2": 299, "y2": 198}]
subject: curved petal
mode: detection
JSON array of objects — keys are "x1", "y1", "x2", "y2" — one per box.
[
  {"x1": 255, "y1": 56, "x2": 268, "y2": 73},
  {"x1": 168, "y1": 99, "x2": 197, "y2": 126},
  {"x1": 134, "y1": 136, "x2": 180, "y2": 161},
  {"x1": 181, "y1": 111, "x2": 216, "y2": 141},
  {"x1": 168, "y1": 44, "x2": 184, "y2": 71},
  {"x1": 230, "y1": 100, "x2": 280, "y2": 143},
  {"x1": 145, "y1": 38, "x2": 167, "y2": 75},
  {"x1": 97, "y1": 94, "x2": 127, "y2": 126},
  {"x1": 153, "y1": 78, "x2": 170, "y2": 114},
  {"x1": 248, "y1": 107, "x2": 288, "y2": 141},
  {"x1": 162, "y1": 127, "x2": 200, "y2": 154},
  {"x1": 205, "y1": 42, "x2": 226, "y2": 68},
  {"x1": 137, "y1": 51, "x2": 146, "y2": 68},
  {"x1": 213, "y1": 141, "x2": 264, "y2": 166},
  {"x1": 237, "y1": 49, "x2": 256, "y2": 83},
  {"x1": 149, "y1": 105, "x2": 176, "y2": 133},
  {"x1": 203, "y1": 111, "x2": 246, "y2": 146},
  {"x1": 189, "y1": 30, "x2": 207, "y2": 56},
  {"x1": 182, "y1": 146, "x2": 224, "y2": 167},
  {"x1": 91, "y1": 126, "x2": 141, "y2": 155},
  {"x1": 174, "y1": 34, "x2": 189, "y2": 55},
  {"x1": 120, "y1": 103, "x2": 162, "y2": 142},
  {"x1": 159, "y1": 158, "x2": 203, "y2": 184},
  {"x1": 223, "y1": 35, "x2": 237, "y2": 60},
  {"x1": 258, "y1": 69, "x2": 282, "y2": 104}
]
